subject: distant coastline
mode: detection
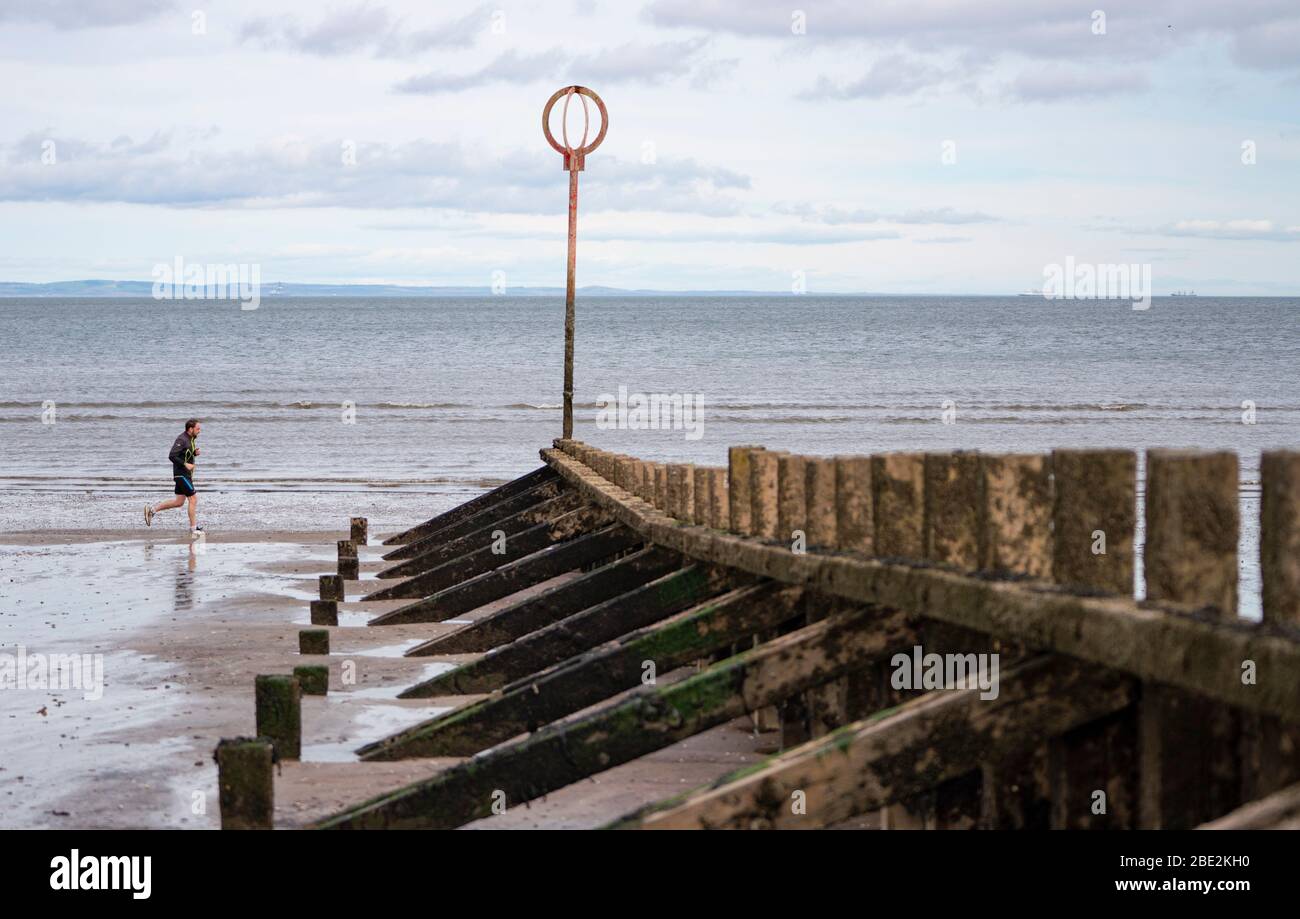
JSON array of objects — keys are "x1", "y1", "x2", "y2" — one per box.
[{"x1": 0, "y1": 280, "x2": 1293, "y2": 298}]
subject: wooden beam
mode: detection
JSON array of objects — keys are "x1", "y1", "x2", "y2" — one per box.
[
  {"x1": 366, "y1": 505, "x2": 612, "y2": 601},
  {"x1": 368, "y1": 524, "x2": 642, "y2": 625},
  {"x1": 382, "y1": 479, "x2": 565, "y2": 561},
  {"x1": 383, "y1": 465, "x2": 557, "y2": 545},
  {"x1": 1199, "y1": 781, "x2": 1300, "y2": 830},
  {"x1": 377, "y1": 491, "x2": 583, "y2": 579},
  {"x1": 538, "y1": 448, "x2": 1300, "y2": 722},
  {"x1": 398, "y1": 563, "x2": 740, "y2": 695},
  {"x1": 407, "y1": 546, "x2": 683, "y2": 655},
  {"x1": 314, "y1": 607, "x2": 912, "y2": 829},
  {"x1": 363, "y1": 582, "x2": 805, "y2": 758},
  {"x1": 609, "y1": 655, "x2": 1135, "y2": 830}
]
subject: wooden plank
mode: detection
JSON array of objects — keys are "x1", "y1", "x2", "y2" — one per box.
[
  {"x1": 611, "y1": 656, "x2": 1135, "y2": 830},
  {"x1": 539, "y1": 448, "x2": 1300, "y2": 721},
  {"x1": 667, "y1": 464, "x2": 694, "y2": 522},
  {"x1": 368, "y1": 524, "x2": 642, "y2": 625},
  {"x1": 728, "y1": 445, "x2": 763, "y2": 535},
  {"x1": 750, "y1": 450, "x2": 781, "y2": 540},
  {"x1": 407, "y1": 546, "x2": 683, "y2": 655},
  {"x1": 364, "y1": 582, "x2": 805, "y2": 758},
  {"x1": 777, "y1": 454, "x2": 808, "y2": 548},
  {"x1": 315, "y1": 607, "x2": 911, "y2": 829},
  {"x1": 1051, "y1": 449, "x2": 1135, "y2": 595},
  {"x1": 383, "y1": 478, "x2": 564, "y2": 561},
  {"x1": 1139, "y1": 449, "x2": 1242, "y2": 829},
  {"x1": 976, "y1": 453, "x2": 1055, "y2": 829},
  {"x1": 979, "y1": 453, "x2": 1053, "y2": 579},
  {"x1": 1250, "y1": 451, "x2": 1300, "y2": 798},
  {"x1": 872, "y1": 453, "x2": 924, "y2": 558},
  {"x1": 1200, "y1": 781, "x2": 1300, "y2": 830},
  {"x1": 399, "y1": 563, "x2": 739, "y2": 696},
  {"x1": 383, "y1": 466, "x2": 557, "y2": 545},
  {"x1": 367, "y1": 504, "x2": 611, "y2": 601},
  {"x1": 924, "y1": 451, "x2": 983, "y2": 571},
  {"x1": 1049, "y1": 448, "x2": 1138, "y2": 829},
  {"x1": 707, "y1": 468, "x2": 729, "y2": 530},
  {"x1": 378, "y1": 491, "x2": 583, "y2": 579},
  {"x1": 804, "y1": 457, "x2": 837, "y2": 549},
  {"x1": 1261, "y1": 450, "x2": 1300, "y2": 624}
]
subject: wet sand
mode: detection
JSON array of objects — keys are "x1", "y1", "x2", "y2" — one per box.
[{"x1": 0, "y1": 525, "x2": 768, "y2": 829}]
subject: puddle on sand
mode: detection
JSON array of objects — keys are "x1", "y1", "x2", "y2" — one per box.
[
  {"x1": 291, "y1": 609, "x2": 371, "y2": 627},
  {"x1": 302, "y1": 700, "x2": 453, "y2": 762},
  {"x1": 352, "y1": 639, "x2": 427, "y2": 658},
  {"x1": 335, "y1": 662, "x2": 458, "y2": 700}
]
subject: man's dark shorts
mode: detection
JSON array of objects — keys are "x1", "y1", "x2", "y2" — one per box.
[{"x1": 174, "y1": 475, "x2": 196, "y2": 497}]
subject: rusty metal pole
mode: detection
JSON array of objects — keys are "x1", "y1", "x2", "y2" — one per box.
[{"x1": 543, "y1": 86, "x2": 607, "y2": 440}]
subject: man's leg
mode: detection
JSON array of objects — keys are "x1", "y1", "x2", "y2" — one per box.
[
  {"x1": 187, "y1": 494, "x2": 198, "y2": 529},
  {"x1": 153, "y1": 496, "x2": 185, "y2": 514}
]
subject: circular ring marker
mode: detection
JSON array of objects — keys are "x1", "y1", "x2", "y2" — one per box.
[{"x1": 542, "y1": 85, "x2": 607, "y2": 171}]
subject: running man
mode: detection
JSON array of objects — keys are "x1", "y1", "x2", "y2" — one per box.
[{"x1": 144, "y1": 419, "x2": 203, "y2": 536}]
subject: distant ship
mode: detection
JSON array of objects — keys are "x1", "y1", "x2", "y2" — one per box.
[
  {"x1": 1170, "y1": 290, "x2": 1197, "y2": 297},
  {"x1": 1018, "y1": 288, "x2": 1045, "y2": 297}
]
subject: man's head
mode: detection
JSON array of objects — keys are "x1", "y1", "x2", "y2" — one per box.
[{"x1": 185, "y1": 418, "x2": 201, "y2": 437}]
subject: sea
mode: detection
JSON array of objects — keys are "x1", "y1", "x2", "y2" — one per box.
[{"x1": 1, "y1": 295, "x2": 1296, "y2": 613}]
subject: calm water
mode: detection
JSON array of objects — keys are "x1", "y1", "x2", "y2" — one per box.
[{"x1": 1, "y1": 294, "x2": 1296, "y2": 605}]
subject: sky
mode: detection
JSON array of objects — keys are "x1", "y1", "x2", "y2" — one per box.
[{"x1": 0, "y1": 0, "x2": 1297, "y2": 294}]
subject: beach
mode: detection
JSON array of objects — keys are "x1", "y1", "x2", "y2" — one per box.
[
  {"x1": 0, "y1": 525, "x2": 776, "y2": 829},
  {"x1": 2, "y1": 295, "x2": 1297, "y2": 827}
]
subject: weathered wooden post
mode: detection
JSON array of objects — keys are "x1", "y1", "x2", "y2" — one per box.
[
  {"x1": 834, "y1": 456, "x2": 872, "y2": 553},
  {"x1": 707, "y1": 468, "x2": 729, "y2": 530},
  {"x1": 693, "y1": 467, "x2": 710, "y2": 527},
  {"x1": 1139, "y1": 449, "x2": 1241, "y2": 829},
  {"x1": 977, "y1": 453, "x2": 1054, "y2": 829},
  {"x1": 350, "y1": 517, "x2": 368, "y2": 545},
  {"x1": 299, "y1": 628, "x2": 330, "y2": 655},
  {"x1": 294, "y1": 665, "x2": 329, "y2": 696},
  {"x1": 654, "y1": 465, "x2": 668, "y2": 513},
  {"x1": 803, "y1": 457, "x2": 837, "y2": 549},
  {"x1": 255, "y1": 674, "x2": 302, "y2": 761},
  {"x1": 542, "y1": 85, "x2": 608, "y2": 440},
  {"x1": 776, "y1": 454, "x2": 808, "y2": 549},
  {"x1": 310, "y1": 600, "x2": 338, "y2": 626},
  {"x1": 666, "y1": 464, "x2": 694, "y2": 522},
  {"x1": 215, "y1": 738, "x2": 274, "y2": 830},
  {"x1": 1253, "y1": 450, "x2": 1300, "y2": 796},
  {"x1": 319, "y1": 574, "x2": 344, "y2": 602},
  {"x1": 871, "y1": 452, "x2": 926, "y2": 827},
  {"x1": 1049, "y1": 448, "x2": 1137, "y2": 829},
  {"x1": 749, "y1": 450, "x2": 781, "y2": 540},
  {"x1": 872, "y1": 453, "x2": 925, "y2": 557},
  {"x1": 727, "y1": 446, "x2": 764, "y2": 535},
  {"x1": 337, "y1": 540, "x2": 359, "y2": 581}
]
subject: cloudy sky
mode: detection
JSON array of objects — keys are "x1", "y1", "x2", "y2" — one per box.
[{"x1": 0, "y1": 0, "x2": 1297, "y2": 293}]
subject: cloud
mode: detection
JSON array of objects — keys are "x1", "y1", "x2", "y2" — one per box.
[
  {"x1": 777, "y1": 203, "x2": 998, "y2": 225},
  {"x1": 395, "y1": 38, "x2": 728, "y2": 93},
  {"x1": 0, "y1": 133, "x2": 752, "y2": 217},
  {"x1": 1162, "y1": 219, "x2": 1300, "y2": 241},
  {"x1": 0, "y1": 0, "x2": 172, "y2": 29},
  {"x1": 801, "y1": 54, "x2": 954, "y2": 100},
  {"x1": 1006, "y1": 65, "x2": 1149, "y2": 101},
  {"x1": 645, "y1": 0, "x2": 1300, "y2": 98},
  {"x1": 240, "y1": 3, "x2": 487, "y2": 58}
]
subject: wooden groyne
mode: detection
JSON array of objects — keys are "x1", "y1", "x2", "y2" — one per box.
[{"x1": 222, "y1": 441, "x2": 1300, "y2": 830}]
